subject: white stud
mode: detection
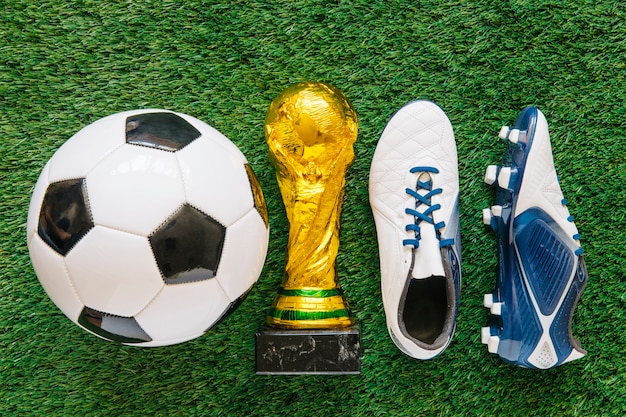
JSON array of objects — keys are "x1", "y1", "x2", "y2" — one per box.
[
  {"x1": 483, "y1": 293, "x2": 494, "y2": 308},
  {"x1": 508, "y1": 129, "x2": 520, "y2": 144},
  {"x1": 482, "y1": 208, "x2": 492, "y2": 225},
  {"x1": 490, "y1": 302, "x2": 503, "y2": 316},
  {"x1": 491, "y1": 205, "x2": 503, "y2": 216},
  {"x1": 484, "y1": 165, "x2": 498, "y2": 185},
  {"x1": 498, "y1": 126, "x2": 510, "y2": 139},
  {"x1": 481, "y1": 327, "x2": 491, "y2": 344},
  {"x1": 487, "y1": 336, "x2": 500, "y2": 353},
  {"x1": 497, "y1": 167, "x2": 513, "y2": 190}
]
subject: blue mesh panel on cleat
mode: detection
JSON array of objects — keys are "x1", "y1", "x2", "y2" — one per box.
[{"x1": 514, "y1": 208, "x2": 575, "y2": 316}]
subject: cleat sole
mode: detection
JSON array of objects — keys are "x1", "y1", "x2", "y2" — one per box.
[{"x1": 481, "y1": 106, "x2": 588, "y2": 369}]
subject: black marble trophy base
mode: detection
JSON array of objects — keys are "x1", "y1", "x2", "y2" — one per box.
[{"x1": 255, "y1": 327, "x2": 361, "y2": 375}]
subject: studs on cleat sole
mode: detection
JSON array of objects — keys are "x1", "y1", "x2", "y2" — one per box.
[
  {"x1": 484, "y1": 294, "x2": 502, "y2": 315},
  {"x1": 497, "y1": 167, "x2": 515, "y2": 190},
  {"x1": 487, "y1": 336, "x2": 500, "y2": 353},
  {"x1": 482, "y1": 208, "x2": 492, "y2": 225},
  {"x1": 482, "y1": 205, "x2": 504, "y2": 226},
  {"x1": 484, "y1": 165, "x2": 499, "y2": 185},
  {"x1": 498, "y1": 126, "x2": 520, "y2": 143},
  {"x1": 491, "y1": 205, "x2": 503, "y2": 216},
  {"x1": 483, "y1": 293, "x2": 494, "y2": 308},
  {"x1": 482, "y1": 295, "x2": 503, "y2": 355},
  {"x1": 498, "y1": 126, "x2": 510, "y2": 139},
  {"x1": 490, "y1": 302, "x2": 503, "y2": 316},
  {"x1": 508, "y1": 129, "x2": 520, "y2": 144},
  {"x1": 481, "y1": 326, "x2": 491, "y2": 344}
]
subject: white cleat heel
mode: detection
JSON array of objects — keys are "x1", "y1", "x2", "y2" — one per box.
[{"x1": 484, "y1": 165, "x2": 499, "y2": 185}]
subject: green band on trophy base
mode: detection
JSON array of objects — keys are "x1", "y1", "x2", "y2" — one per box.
[
  {"x1": 276, "y1": 288, "x2": 344, "y2": 297},
  {"x1": 265, "y1": 287, "x2": 354, "y2": 327},
  {"x1": 267, "y1": 308, "x2": 352, "y2": 322}
]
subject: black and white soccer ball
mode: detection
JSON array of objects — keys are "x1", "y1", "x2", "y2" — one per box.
[{"x1": 27, "y1": 109, "x2": 270, "y2": 347}]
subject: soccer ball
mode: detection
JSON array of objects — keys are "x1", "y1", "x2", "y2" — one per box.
[{"x1": 27, "y1": 109, "x2": 270, "y2": 347}]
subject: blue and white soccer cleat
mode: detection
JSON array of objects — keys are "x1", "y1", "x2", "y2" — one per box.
[
  {"x1": 481, "y1": 106, "x2": 588, "y2": 369},
  {"x1": 369, "y1": 100, "x2": 461, "y2": 360}
]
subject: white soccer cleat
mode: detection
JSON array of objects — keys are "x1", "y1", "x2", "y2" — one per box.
[{"x1": 369, "y1": 100, "x2": 461, "y2": 360}]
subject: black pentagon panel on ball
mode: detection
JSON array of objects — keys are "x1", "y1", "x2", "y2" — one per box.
[
  {"x1": 126, "y1": 112, "x2": 201, "y2": 152},
  {"x1": 244, "y1": 164, "x2": 269, "y2": 228},
  {"x1": 78, "y1": 307, "x2": 152, "y2": 344},
  {"x1": 149, "y1": 204, "x2": 226, "y2": 285},
  {"x1": 38, "y1": 178, "x2": 94, "y2": 256}
]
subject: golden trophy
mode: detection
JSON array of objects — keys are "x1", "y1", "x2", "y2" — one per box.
[{"x1": 255, "y1": 82, "x2": 360, "y2": 374}]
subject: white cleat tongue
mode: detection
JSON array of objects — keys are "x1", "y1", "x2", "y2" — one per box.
[{"x1": 411, "y1": 222, "x2": 445, "y2": 279}]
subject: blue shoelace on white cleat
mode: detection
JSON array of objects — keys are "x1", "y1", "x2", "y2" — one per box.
[{"x1": 403, "y1": 166, "x2": 454, "y2": 249}]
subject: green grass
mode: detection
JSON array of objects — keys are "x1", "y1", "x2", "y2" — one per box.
[{"x1": 1, "y1": 0, "x2": 624, "y2": 415}]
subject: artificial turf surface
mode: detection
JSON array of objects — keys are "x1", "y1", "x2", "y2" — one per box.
[{"x1": 1, "y1": 1, "x2": 625, "y2": 415}]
